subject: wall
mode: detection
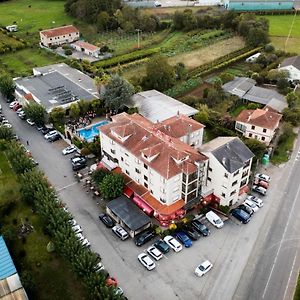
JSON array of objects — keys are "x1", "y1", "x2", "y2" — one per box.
[{"x1": 40, "y1": 31, "x2": 79, "y2": 47}]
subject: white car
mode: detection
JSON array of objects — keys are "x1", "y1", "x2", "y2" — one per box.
[
  {"x1": 95, "y1": 262, "x2": 105, "y2": 272},
  {"x1": 246, "y1": 195, "x2": 264, "y2": 208},
  {"x1": 154, "y1": 1, "x2": 162, "y2": 6},
  {"x1": 252, "y1": 185, "x2": 267, "y2": 196},
  {"x1": 62, "y1": 145, "x2": 77, "y2": 155},
  {"x1": 147, "y1": 245, "x2": 163, "y2": 261},
  {"x1": 112, "y1": 225, "x2": 129, "y2": 240},
  {"x1": 81, "y1": 238, "x2": 90, "y2": 247},
  {"x1": 76, "y1": 232, "x2": 85, "y2": 241},
  {"x1": 138, "y1": 253, "x2": 156, "y2": 271},
  {"x1": 163, "y1": 235, "x2": 182, "y2": 252},
  {"x1": 2, "y1": 123, "x2": 12, "y2": 128},
  {"x1": 255, "y1": 173, "x2": 270, "y2": 183},
  {"x1": 26, "y1": 119, "x2": 35, "y2": 126},
  {"x1": 68, "y1": 219, "x2": 77, "y2": 226},
  {"x1": 44, "y1": 130, "x2": 58, "y2": 140},
  {"x1": 244, "y1": 199, "x2": 259, "y2": 212},
  {"x1": 9, "y1": 101, "x2": 18, "y2": 108},
  {"x1": 195, "y1": 260, "x2": 213, "y2": 277},
  {"x1": 206, "y1": 210, "x2": 224, "y2": 229},
  {"x1": 16, "y1": 108, "x2": 23, "y2": 114},
  {"x1": 72, "y1": 224, "x2": 83, "y2": 233}
]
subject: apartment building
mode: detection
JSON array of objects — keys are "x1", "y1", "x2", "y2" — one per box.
[
  {"x1": 200, "y1": 137, "x2": 254, "y2": 206},
  {"x1": 100, "y1": 113, "x2": 208, "y2": 221},
  {"x1": 40, "y1": 25, "x2": 79, "y2": 47},
  {"x1": 235, "y1": 107, "x2": 282, "y2": 145}
]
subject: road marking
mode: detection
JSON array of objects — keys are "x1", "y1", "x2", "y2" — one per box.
[
  {"x1": 57, "y1": 181, "x2": 78, "y2": 192},
  {"x1": 262, "y1": 170, "x2": 300, "y2": 298},
  {"x1": 283, "y1": 250, "x2": 298, "y2": 300}
]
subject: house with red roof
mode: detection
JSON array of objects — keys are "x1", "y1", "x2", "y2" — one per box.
[
  {"x1": 235, "y1": 107, "x2": 282, "y2": 145},
  {"x1": 40, "y1": 25, "x2": 79, "y2": 47},
  {"x1": 71, "y1": 40, "x2": 100, "y2": 58}
]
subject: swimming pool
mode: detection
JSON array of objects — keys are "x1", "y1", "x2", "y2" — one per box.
[{"x1": 78, "y1": 120, "x2": 109, "y2": 142}]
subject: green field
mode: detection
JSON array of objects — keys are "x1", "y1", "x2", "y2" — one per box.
[
  {"x1": 265, "y1": 15, "x2": 300, "y2": 53},
  {"x1": 0, "y1": 48, "x2": 63, "y2": 76},
  {"x1": 0, "y1": 151, "x2": 87, "y2": 300}
]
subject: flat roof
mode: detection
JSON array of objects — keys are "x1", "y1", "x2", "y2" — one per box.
[
  {"x1": 132, "y1": 90, "x2": 198, "y2": 123},
  {"x1": 15, "y1": 71, "x2": 96, "y2": 111},
  {"x1": 0, "y1": 236, "x2": 16, "y2": 280},
  {"x1": 107, "y1": 196, "x2": 151, "y2": 231}
]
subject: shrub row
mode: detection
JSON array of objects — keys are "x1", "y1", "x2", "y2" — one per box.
[
  {"x1": 165, "y1": 77, "x2": 203, "y2": 98},
  {"x1": 94, "y1": 47, "x2": 161, "y2": 69}
]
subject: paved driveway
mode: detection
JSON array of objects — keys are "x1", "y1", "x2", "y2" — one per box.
[{"x1": 1, "y1": 98, "x2": 292, "y2": 300}]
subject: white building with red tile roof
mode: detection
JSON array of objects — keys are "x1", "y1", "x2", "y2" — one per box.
[
  {"x1": 40, "y1": 25, "x2": 79, "y2": 47},
  {"x1": 100, "y1": 112, "x2": 208, "y2": 222},
  {"x1": 71, "y1": 41, "x2": 100, "y2": 58},
  {"x1": 235, "y1": 107, "x2": 282, "y2": 145}
]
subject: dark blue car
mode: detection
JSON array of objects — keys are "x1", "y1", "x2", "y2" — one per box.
[
  {"x1": 175, "y1": 231, "x2": 193, "y2": 248},
  {"x1": 231, "y1": 208, "x2": 251, "y2": 224}
]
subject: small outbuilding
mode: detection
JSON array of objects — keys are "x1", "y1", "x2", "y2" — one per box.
[
  {"x1": 71, "y1": 41, "x2": 100, "y2": 58},
  {"x1": 106, "y1": 196, "x2": 152, "y2": 237},
  {"x1": 6, "y1": 25, "x2": 18, "y2": 32}
]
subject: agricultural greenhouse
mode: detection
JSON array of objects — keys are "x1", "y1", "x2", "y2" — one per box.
[{"x1": 226, "y1": 0, "x2": 295, "y2": 10}]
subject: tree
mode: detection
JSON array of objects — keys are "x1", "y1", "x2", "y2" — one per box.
[
  {"x1": 283, "y1": 107, "x2": 300, "y2": 126},
  {"x1": 103, "y1": 74, "x2": 134, "y2": 111},
  {"x1": 0, "y1": 72, "x2": 15, "y2": 100},
  {"x1": 23, "y1": 102, "x2": 46, "y2": 125},
  {"x1": 92, "y1": 169, "x2": 109, "y2": 184},
  {"x1": 245, "y1": 27, "x2": 269, "y2": 47},
  {"x1": 78, "y1": 99, "x2": 90, "y2": 115},
  {"x1": 175, "y1": 62, "x2": 186, "y2": 80},
  {"x1": 69, "y1": 103, "x2": 81, "y2": 120},
  {"x1": 194, "y1": 104, "x2": 209, "y2": 124},
  {"x1": 91, "y1": 99, "x2": 104, "y2": 115},
  {"x1": 243, "y1": 138, "x2": 266, "y2": 159},
  {"x1": 99, "y1": 173, "x2": 124, "y2": 200},
  {"x1": 286, "y1": 92, "x2": 300, "y2": 109},
  {"x1": 277, "y1": 78, "x2": 290, "y2": 94},
  {"x1": 0, "y1": 125, "x2": 14, "y2": 141},
  {"x1": 142, "y1": 56, "x2": 175, "y2": 91},
  {"x1": 49, "y1": 107, "x2": 66, "y2": 125}
]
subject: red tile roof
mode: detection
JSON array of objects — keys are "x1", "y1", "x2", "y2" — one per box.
[
  {"x1": 101, "y1": 113, "x2": 207, "y2": 179},
  {"x1": 24, "y1": 93, "x2": 34, "y2": 101},
  {"x1": 236, "y1": 107, "x2": 282, "y2": 130},
  {"x1": 40, "y1": 25, "x2": 79, "y2": 38},
  {"x1": 73, "y1": 40, "x2": 99, "y2": 52}
]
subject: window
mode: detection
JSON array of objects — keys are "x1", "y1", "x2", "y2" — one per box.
[
  {"x1": 208, "y1": 167, "x2": 212, "y2": 172},
  {"x1": 150, "y1": 190, "x2": 153, "y2": 194},
  {"x1": 207, "y1": 177, "x2": 211, "y2": 182},
  {"x1": 144, "y1": 163, "x2": 148, "y2": 169},
  {"x1": 232, "y1": 180, "x2": 238, "y2": 187},
  {"x1": 160, "y1": 187, "x2": 166, "y2": 193},
  {"x1": 110, "y1": 149, "x2": 115, "y2": 154},
  {"x1": 224, "y1": 173, "x2": 228, "y2": 178},
  {"x1": 125, "y1": 170, "x2": 130, "y2": 175},
  {"x1": 161, "y1": 177, "x2": 166, "y2": 183},
  {"x1": 230, "y1": 190, "x2": 236, "y2": 196},
  {"x1": 125, "y1": 153, "x2": 129, "y2": 157},
  {"x1": 221, "y1": 193, "x2": 226, "y2": 197},
  {"x1": 261, "y1": 137, "x2": 265, "y2": 141},
  {"x1": 144, "y1": 175, "x2": 148, "y2": 181},
  {"x1": 160, "y1": 197, "x2": 166, "y2": 203},
  {"x1": 121, "y1": 157, "x2": 124, "y2": 162},
  {"x1": 233, "y1": 170, "x2": 239, "y2": 177},
  {"x1": 144, "y1": 182, "x2": 148, "y2": 188},
  {"x1": 135, "y1": 168, "x2": 140, "y2": 174},
  {"x1": 263, "y1": 128, "x2": 267, "y2": 133},
  {"x1": 251, "y1": 125, "x2": 255, "y2": 130},
  {"x1": 249, "y1": 133, "x2": 252, "y2": 137}
]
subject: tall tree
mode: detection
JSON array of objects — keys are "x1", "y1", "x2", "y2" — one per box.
[
  {"x1": 103, "y1": 74, "x2": 134, "y2": 111},
  {"x1": 99, "y1": 173, "x2": 124, "y2": 200},
  {"x1": 142, "y1": 56, "x2": 175, "y2": 92},
  {"x1": 23, "y1": 102, "x2": 46, "y2": 125},
  {"x1": 0, "y1": 72, "x2": 15, "y2": 101}
]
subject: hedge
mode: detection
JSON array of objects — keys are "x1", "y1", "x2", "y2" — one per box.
[
  {"x1": 94, "y1": 47, "x2": 161, "y2": 69},
  {"x1": 165, "y1": 77, "x2": 203, "y2": 98}
]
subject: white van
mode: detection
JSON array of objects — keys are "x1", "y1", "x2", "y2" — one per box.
[{"x1": 206, "y1": 211, "x2": 224, "y2": 229}]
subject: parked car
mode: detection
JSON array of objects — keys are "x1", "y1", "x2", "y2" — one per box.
[
  {"x1": 76, "y1": 232, "x2": 85, "y2": 241},
  {"x1": 68, "y1": 219, "x2": 77, "y2": 227},
  {"x1": 13, "y1": 103, "x2": 22, "y2": 111},
  {"x1": 36, "y1": 123, "x2": 44, "y2": 131},
  {"x1": 247, "y1": 195, "x2": 264, "y2": 208},
  {"x1": 175, "y1": 231, "x2": 192, "y2": 248},
  {"x1": 183, "y1": 226, "x2": 200, "y2": 241},
  {"x1": 237, "y1": 204, "x2": 253, "y2": 216},
  {"x1": 9, "y1": 101, "x2": 18, "y2": 109},
  {"x1": 134, "y1": 230, "x2": 155, "y2": 247},
  {"x1": 231, "y1": 208, "x2": 251, "y2": 224},
  {"x1": 154, "y1": 1, "x2": 162, "y2": 6},
  {"x1": 71, "y1": 155, "x2": 87, "y2": 171},
  {"x1": 41, "y1": 126, "x2": 52, "y2": 135},
  {"x1": 2, "y1": 123, "x2": 12, "y2": 128},
  {"x1": 154, "y1": 239, "x2": 170, "y2": 254},
  {"x1": 206, "y1": 211, "x2": 224, "y2": 229},
  {"x1": 147, "y1": 245, "x2": 163, "y2": 261},
  {"x1": 18, "y1": 111, "x2": 26, "y2": 119},
  {"x1": 252, "y1": 185, "x2": 267, "y2": 196},
  {"x1": 191, "y1": 219, "x2": 210, "y2": 236},
  {"x1": 44, "y1": 130, "x2": 58, "y2": 140},
  {"x1": 48, "y1": 133, "x2": 61, "y2": 142},
  {"x1": 26, "y1": 119, "x2": 35, "y2": 126},
  {"x1": 72, "y1": 224, "x2": 83, "y2": 233},
  {"x1": 16, "y1": 107, "x2": 23, "y2": 114},
  {"x1": 112, "y1": 225, "x2": 129, "y2": 240},
  {"x1": 254, "y1": 179, "x2": 269, "y2": 189},
  {"x1": 244, "y1": 199, "x2": 259, "y2": 212},
  {"x1": 81, "y1": 238, "x2": 91, "y2": 247},
  {"x1": 255, "y1": 173, "x2": 270, "y2": 182},
  {"x1": 62, "y1": 145, "x2": 77, "y2": 155},
  {"x1": 99, "y1": 213, "x2": 115, "y2": 228},
  {"x1": 114, "y1": 287, "x2": 124, "y2": 297},
  {"x1": 138, "y1": 253, "x2": 156, "y2": 271},
  {"x1": 163, "y1": 235, "x2": 182, "y2": 252},
  {"x1": 195, "y1": 260, "x2": 213, "y2": 277}
]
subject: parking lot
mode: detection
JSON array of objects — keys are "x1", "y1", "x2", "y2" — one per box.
[{"x1": 1, "y1": 98, "x2": 281, "y2": 300}]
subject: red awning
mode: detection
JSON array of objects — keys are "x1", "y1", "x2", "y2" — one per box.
[
  {"x1": 123, "y1": 186, "x2": 134, "y2": 198},
  {"x1": 132, "y1": 196, "x2": 154, "y2": 216}
]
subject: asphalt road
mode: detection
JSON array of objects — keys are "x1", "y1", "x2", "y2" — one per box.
[
  {"x1": 2, "y1": 98, "x2": 300, "y2": 300},
  {"x1": 234, "y1": 137, "x2": 300, "y2": 300}
]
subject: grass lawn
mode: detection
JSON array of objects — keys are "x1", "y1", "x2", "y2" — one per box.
[
  {"x1": 0, "y1": 151, "x2": 87, "y2": 300},
  {"x1": 0, "y1": 48, "x2": 64, "y2": 76},
  {"x1": 271, "y1": 131, "x2": 297, "y2": 164},
  {"x1": 167, "y1": 36, "x2": 245, "y2": 70},
  {"x1": 230, "y1": 104, "x2": 248, "y2": 117},
  {"x1": 0, "y1": 31, "x2": 25, "y2": 49},
  {"x1": 265, "y1": 15, "x2": 300, "y2": 53}
]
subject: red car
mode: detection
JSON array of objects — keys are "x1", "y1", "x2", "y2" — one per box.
[
  {"x1": 13, "y1": 103, "x2": 22, "y2": 111},
  {"x1": 254, "y1": 178, "x2": 269, "y2": 189}
]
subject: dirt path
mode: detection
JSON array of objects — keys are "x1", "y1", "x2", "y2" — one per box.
[{"x1": 168, "y1": 36, "x2": 245, "y2": 70}]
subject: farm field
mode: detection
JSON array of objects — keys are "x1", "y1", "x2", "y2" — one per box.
[
  {"x1": 167, "y1": 36, "x2": 245, "y2": 70},
  {"x1": 0, "y1": 152, "x2": 87, "y2": 300},
  {"x1": 0, "y1": 48, "x2": 64, "y2": 76},
  {"x1": 0, "y1": 31, "x2": 25, "y2": 49},
  {"x1": 265, "y1": 15, "x2": 300, "y2": 53}
]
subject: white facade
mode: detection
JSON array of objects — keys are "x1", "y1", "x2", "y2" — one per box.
[
  {"x1": 71, "y1": 43, "x2": 100, "y2": 58},
  {"x1": 279, "y1": 65, "x2": 300, "y2": 81},
  {"x1": 235, "y1": 121, "x2": 275, "y2": 145},
  {"x1": 179, "y1": 127, "x2": 204, "y2": 148},
  {"x1": 40, "y1": 27, "x2": 79, "y2": 47},
  {"x1": 205, "y1": 154, "x2": 252, "y2": 206}
]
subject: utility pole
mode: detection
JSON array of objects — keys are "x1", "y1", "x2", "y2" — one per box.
[{"x1": 136, "y1": 29, "x2": 142, "y2": 49}]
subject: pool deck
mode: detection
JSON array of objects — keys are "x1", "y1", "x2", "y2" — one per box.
[{"x1": 77, "y1": 117, "x2": 107, "y2": 132}]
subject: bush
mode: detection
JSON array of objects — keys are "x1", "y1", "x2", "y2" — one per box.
[
  {"x1": 72, "y1": 137, "x2": 83, "y2": 149},
  {"x1": 218, "y1": 205, "x2": 230, "y2": 214},
  {"x1": 0, "y1": 200, "x2": 16, "y2": 218},
  {"x1": 64, "y1": 49, "x2": 72, "y2": 56}
]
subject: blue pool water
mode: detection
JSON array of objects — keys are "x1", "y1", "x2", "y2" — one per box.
[{"x1": 78, "y1": 120, "x2": 109, "y2": 142}]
